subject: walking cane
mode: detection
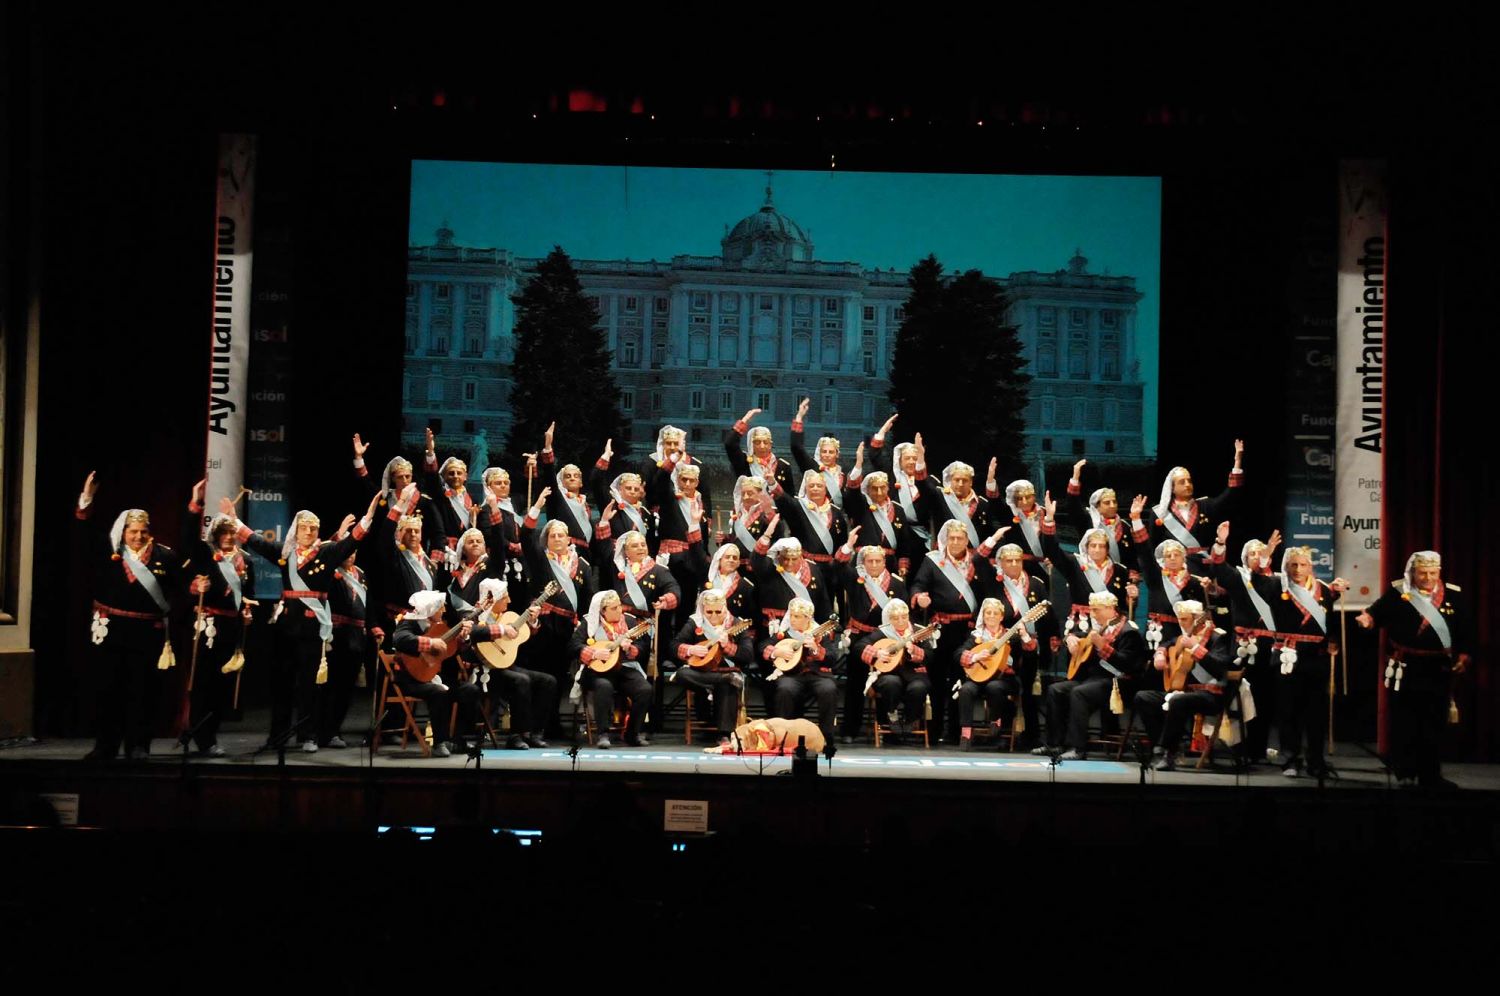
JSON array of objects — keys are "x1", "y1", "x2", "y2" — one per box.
[
  {"x1": 523, "y1": 451, "x2": 537, "y2": 510},
  {"x1": 177, "y1": 586, "x2": 208, "y2": 734}
]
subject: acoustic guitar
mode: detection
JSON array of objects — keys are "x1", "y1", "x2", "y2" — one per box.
[
  {"x1": 397, "y1": 615, "x2": 466, "y2": 683},
  {"x1": 870, "y1": 622, "x2": 940, "y2": 674},
  {"x1": 961, "y1": 600, "x2": 1052, "y2": 682},
  {"x1": 474, "y1": 581, "x2": 561, "y2": 670},
  {"x1": 772, "y1": 618, "x2": 839, "y2": 672}
]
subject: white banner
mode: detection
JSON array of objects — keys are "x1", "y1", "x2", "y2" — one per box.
[
  {"x1": 1333, "y1": 159, "x2": 1385, "y2": 609},
  {"x1": 203, "y1": 134, "x2": 257, "y2": 535}
]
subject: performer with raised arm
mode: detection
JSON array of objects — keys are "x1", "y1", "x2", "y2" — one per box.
[
  {"x1": 1041, "y1": 491, "x2": 1134, "y2": 642},
  {"x1": 990, "y1": 541, "x2": 1055, "y2": 746},
  {"x1": 1131, "y1": 599, "x2": 1236, "y2": 771},
  {"x1": 464, "y1": 578, "x2": 556, "y2": 749},
  {"x1": 1142, "y1": 439, "x2": 1245, "y2": 569},
  {"x1": 867, "y1": 419, "x2": 934, "y2": 550},
  {"x1": 597, "y1": 530, "x2": 681, "y2": 627},
  {"x1": 910, "y1": 519, "x2": 1002, "y2": 742},
  {"x1": 1207, "y1": 522, "x2": 1281, "y2": 762},
  {"x1": 592, "y1": 441, "x2": 659, "y2": 555},
  {"x1": 1036, "y1": 591, "x2": 1146, "y2": 759},
  {"x1": 519, "y1": 492, "x2": 597, "y2": 691},
  {"x1": 1264, "y1": 546, "x2": 1349, "y2": 779},
  {"x1": 535, "y1": 421, "x2": 600, "y2": 551},
  {"x1": 181, "y1": 480, "x2": 256, "y2": 757},
  {"x1": 704, "y1": 543, "x2": 758, "y2": 624},
  {"x1": 836, "y1": 540, "x2": 907, "y2": 741},
  {"x1": 642, "y1": 424, "x2": 714, "y2": 527},
  {"x1": 1130, "y1": 493, "x2": 1210, "y2": 685},
  {"x1": 852, "y1": 598, "x2": 932, "y2": 742},
  {"x1": 917, "y1": 460, "x2": 996, "y2": 554},
  {"x1": 653, "y1": 461, "x2": 711, "y2": 605},
  {"x1": 720, "y1": 475, "x2": 783, "y2": 570},
  {"x1": 419, "y1": 426, "x2": 478, "y2": 551},
  {"x1": 478, "y1": 464, "x2": 527, "y2": 588},
  {"x1": 350, "y1": 432, "x2": 444, "y2": 555},
  {"x1": 76, "y1": 472, "x2": 190, "y2": 761},
  {"x1": 754, "y1": 537, "x2": 835, "y2": 633},
  {"x1": 790, "y1": 396, "x2": 847, "y2": 509},
  {"x1": 388, "y1": 590, "x2": 482, "y2": 758},
  {"x1": 324, "y1": 546, "x2": 374, "y2": 749},
  {"x1": 1357, "y1": 551, "x2": 1472, "y2": 789},
  {"x1": 1000, "y1": 479, "x2": 1049, "y2": 567},
  {"x1": 759, "y1": 597, "x2": 840, "y2": 747},
  {"x1": 568, "y1": 591, "x2": 655, "y2": 748},
  {"x1": 770, "y1": 468, "x2": 852, "y2": 584},
  {"x1": 954, "y1": 598, "x2": 1022, "y2": 749},
  {"x1": 1060, "y1": 459, "x2": 1135, "y2": 567},
  {"x1": 218, "y1": 496, "x2": 361, "y2": 753},
  {"x1": 845, "y1": 469, "x2": 921, "y2": 579},
  {"x1": 724, "y1": 407, "x2": 795, "y2": 495},
  {"x1": 670, "y1": 589, "x2": 754, "y2": 748}
]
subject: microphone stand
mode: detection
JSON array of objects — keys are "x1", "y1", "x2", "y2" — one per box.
[{"x1": 176, "y1": 711, "x2": 217, "y2": 772}]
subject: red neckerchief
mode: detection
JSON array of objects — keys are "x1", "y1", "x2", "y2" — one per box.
[
  {"x1": 602, "y1": 617, "x2": 629, "y2": 639},
  {"x1": 1101, "y1": 516, "x2": 1124, "y2": 538},
  {"x1": 1162, "y1": 568, "x2": 1190, "y2": 591},
  {"x1": 1166, "y1": 501, "x2": 1199, "y2": 531},
  {"x1": 1083, "y1": 558, "x2": 1114, "y2": 585},
  {"x1": 1412, "y1": 582, "x2": 1445, "y2": 634},
  {"x1": 444, "y1": 487, "x2": 474, "y2": 509},
  {"x1": 213, "y1": 548, "x2": 247, "y2": 578},
  {"x1": 547, "y1": 548, "x2": 579, "y2": 578},
  {"x1": 296, "y1": 544, "x2": 319, "y2": 570},
  {"x1": 457, "y1": 557, "x2": 486, "y2": 589},
  {"x1": 713, "y1": 571, "x2": 740, "y2": 597},
  {"x1": 625, "y1": 557, "x2": 651, "y2": 580},
  {"x1": 947, "y1": 489, "x2": 978, "y2": 515},
  {"x1": 804, "y1": 497, "x2": 833, "y2": 525},
  {"x1": 1003, "y1": 571, "x2": 1030, "y2": 594}
]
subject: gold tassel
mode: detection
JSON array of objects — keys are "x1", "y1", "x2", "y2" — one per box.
[
  {"x1": 156, "y1": 637, "x2": 176, "y2": 670},
  {"x1": 315, "y1": 643, "x2": 329, "y2": 685},
  {"x1": 355, "y1": 662, "x2": 367, "y2": 689},
  {"x1": 1109, "y1": 677, "x2": 1124, "y2": 715},
  {"x1": 924, "y1": 695, "x2": 932, "y2": 721},
  {"x1": 424, "y1": 721, "x2": 434, "y2": 746},
  {"x1": 1012, "y1": 697, "x2": 1026, "y2": 735},
  {"x1": 1449, "y1": 697, "x2": 1460, "y2": 725},
  {"x1": 1031, "y1": 667, "x2": 1042, "y2": 697},
  {"x1": 221, "y1": 649, "x2": 245, "y2": 674}
]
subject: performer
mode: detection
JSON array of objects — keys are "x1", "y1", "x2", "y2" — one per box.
[
  {"x1": 1000, "y1": 479, "x2": 1049, "y2": 567},
  {"x1": 759, "y1": 597, "x2": 840, "y2": 747},
  {"x1": 910, "y1": 519, "x2": 1002, "y2": 741},
  {"x1": 642, "y1": 424, "x2": 714, "y2": 528},
  {"x1": 721, "y1": 475, "x2": 783, "y2": 571},
  {"x1": 596, "y1": 529, "x2": 681, "y2": 626},
  {"x1": 670, "y1": 589, "x2": 754, "y2": 747},
  {"x1": 419, "y1": 427, "x2": 478, "y2": 551},
  {"x1": 535, "y1": 421, "x2": 601, "y2": 551},
  {"x1": 593, "y1": 459, "x2": 659, "y2": 556},
  {"x1": 77, "y1": 472, "x2": 189, "y2": 761},
  {"x1": 790, "y1": 396, "x2": 847, "y2": 509},
  {"x1": 465, "y1": 578, "x2": 556, "y2": 749},
  {"x1": 1207, "y1": 522, "x2": 1282, "y2": 762},
  {"x1": 868, "y1": 415, "x2": 934, "y2": 550},
  {"x1": 219, "y1": 497, "x2": 361, "y2": 752},
  {"x1": 389, "y1": 590, "x2": 482, "y2": 758},
  {"x1": 653, "y1": 462, "x2": 710, "y2": 607},
  {"x1": 754, "y1": 537, "x2": 835, "y2": 633},
  {"x1": 1042, "y1": 492, "x2": 1134, "y2": 639},
  {"x1": 1265, "y1": 545, "x2": 1349, "y2": 779},
  {"x1": 519, "y1": 504, "x2": 597, "y2": 691},
  {"x1": 1130, "y1": 494, "x2": 1209, "y2": 684},
  {"x1": 350, "y1": 433, "x2": 444, "y2": 641},
  {"x1": 990, "y1": 541, "x2": 1056, "y2": 745},
  {"x1": 954, "y1": 598, "x2": 1022, "y2": 749},
  {"x1": 1036, "y1": 591, "x2": 1146, "y2": 759},
  {"x1": 704, "y1": 543, "x2": 758, "y2": 624},
  {"x1": 1357, "y1": 551, "x2": 1471, "y2": 789},
  {"x1": 771, "y1": 469, "x2": 851, "y2": 574},
  {"x1": 1130, "y1": 599, "x2": 1236, "y2": 770},
  {"x1": 1141, "y1": 439, "x2": 1245, "y2": 568},
  {"x1": 182, "y1": 480, "x2": 255, "y2": 757},
  {"x1": 567, "y1": 591, "x2": 655, "y2": 748},
  {"x1": 478, "y1": 464, "x2": 527, "y2": 590},
  {"x1": 324, "y1": 546, "x2": 375, "y2": 749},
  {"x1": 724, "y1": 407, "x2": 795, "y2": 495},
  {"x1": 836, "y1": 542, "x2": 908, "y2": 740},
  {"x1": 1061, "y1": 459, "x2": 1135, "y2": 567},
  {"x1": 852, "y1": 599, "x2": 932, "y2": 742},
  {"x1": 844, "y1": 470, "x2": 921, "y2": 578},
  {"x1": 917, "y1": 460, "x2": 996, "y2": 554}
]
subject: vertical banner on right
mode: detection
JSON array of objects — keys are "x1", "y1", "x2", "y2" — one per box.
[{"x1": 1334, "y1": 160, "x2": 1386, "y2": 610}]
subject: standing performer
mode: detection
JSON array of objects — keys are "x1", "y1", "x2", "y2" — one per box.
[
  {"x1": 478, "y1": 465, "x2": 527, "y2": 592},
  {"x1": 219, "y1": 498, "x2": 361, "y2": 753},
  {"x1": 917, "y1": 460, "x2": 996, "y2": 554},
  {"x1": 568, "y1": 591, "x2": 655, "y2": 748},
  {"x1": 1131, "y1": 600, "x2": 1236, "y2": 771},
  {"x1": 1130, "y1": 494, "x2": 1210, "y2": 686},
  {"x1": 704, "y1": 543, "x2": 758, "y2": 624},
  {"x1": 1208, "y1": 522, "x2": 1282, "y2": 762},
  {"x1": 182, "y1": 481, "x2": 255, "y2": 757},
  {"x1": 324, "y1": 547, "x2": 374, "y2": 749},
  {"x1": 1265, "y1": 546, "x2": 1349, "y2": 779},
  {"x1": 844, "y1": 471, "x2": 921, "y2": 578},
  {"x1": 597, "y1": 530, "x2": 680, "y2": 626},
  {"x1": 724, "y1": 407, "x2": 795, "y2": 495},
  {"x1": 593, "y1": 461, "x2": 659, "y2": 556},
  {"x1": 836, "y1": 542, "x2": 908, "y2": 741},
  {"x1": 76, "y1": 473, "x2": 189, "y2": 761},
  {"x1": 388, "y1": 590, "x2": 482, "y2": 758},
  {"x1": 1036, "y1": 591, "x2": 1146, "y2": 759},
  {"x1": 1061, "y1": 459, "x2": 1136, "y2": 567},
  {"x1": 670, "y1": 589, "x2": 754, "y2": 747},
  {"x1": 754, "y1": 538, "x2": 836, "y2": 634},
  {"x1": 1357, "y1": 551, "x2": 1471, "y2": 789},
  {"x1": 1142, "y1": 440, "x2": 1245, "y2": 569},
  {"x1": 642, "y1": 425, "x2": 714, "y2": 530},
  {"x1": 721, "y1": 475, "x2": 783, "y2": 571},
  {"x1": 954, "y1": 598, "x2": 1023, "y2": 749},
  {"x1": 535, "y1": 422, "x2": 601, "y2": 552},
  {"x1": 852, "y1": 599, "x2": 932, "y2": 741},
  {"x1": 465, "y1": 578, "x2": 556, "y2": 749},
  {"x1": 868, "y1": 415, "x2": 934, "y2": 550},
  {"x1": 1000, "y1": 479, "x2": 1049, "y2": 567},
  {"x1": 910, "y1": 519, "x2": 1002, "y2": 741},
  {"x1": 653, "y1": 462, "x2": 710, "y2": 608},
  {"x1": 770, "y1": 468, "x2": 852, "y2": 620},
  {"x1": 1042, "y1": 492, "x2": 1134, "y2": 640},
  {"x1": 790, "y1": 396, "x2": 847, "y2": 509},
  {"x1": 519, "y1": 498, "x2": 597, "y2": 692},
  {"x1": 991, "y1": 542, "x2": 1056, "y2": 746},
  {"x1": 420, "y1": 427, "x2": 477, "y2": 551},
  {"x1": 759, "y1": 597, "x2": 840, "y2": 747},
  {"x1": 351, "y1": 433, "x2": 444, "y2": 641}
]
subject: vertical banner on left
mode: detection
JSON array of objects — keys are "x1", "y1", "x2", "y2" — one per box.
[{"x1": 202, "y1": 134, "x2": 257, "y2": 533}]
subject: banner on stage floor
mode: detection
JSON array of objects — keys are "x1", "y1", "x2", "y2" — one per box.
[
  {"x1": 1334, "y1": 159, "x2": 1385, "y2": 608},
  {"x1": 203, "y1": 134, "x2": 257, "y2": 537}
]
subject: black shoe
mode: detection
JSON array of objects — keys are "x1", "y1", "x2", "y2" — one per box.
[
  {"x1": 506, "y1": 734, "x2": 528, "y2": 750},
  {"x1": 83, "y1": 748, "x2": 117, "y2": 762},
  {"x1": 525, "y1": 734, "x2": 549, "y2": 749}
]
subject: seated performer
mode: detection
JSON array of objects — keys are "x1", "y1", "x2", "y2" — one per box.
[
  {"x1": 954, "y1": 598, "x2": 1022, "y2": 749},
  {"x1": 704, "y1": 543, "x2": 758, "y2": 624},
  {"x1": 77, "y1": 472, "x2": 190, "y2": 762},
  {"x1": 1037, "y1": 591, "x2": 1146, "y2": 759},
  {"x1": 389, "y1": 590, "x2": 482, "y2": 758},
  {"x1": 183, "y1": 480, "x2": 256, "y2": 758},
  {"x1": 1130, "y1": 493, "x2": 1209, "y2": 681},
  {"x1": 1208, "y1": 522, "x2": 1281, "y2": 762},
  {"x1": 670, "y1": 589, "x2": 754, "y2": 747},
  {"x1": 724, "y1": 406, "x2": 796, "y2": 495},
  {"x1": 1266, "y1": 546, "x2": 1350, "y2": 779},
  {"x1": 464, "y1": 577, "x2": 556, "y2": 749},
  {"x1": 1142, "y1": 439, "x2": 1245, "y2": 570},
  {"x1": 1130, "y1": 599, "x2": 1236, "y2": 771},
  {"x1": 837, "y1": 541, "x2": 908, "y2": 740},
  {"x1": 852, "y1": 598, "x2": 932, "y2": 742},
  {"x1": 790, "y1": 396, "x2": 847, "y2": 509},
  {"x1": 1357, "y1": 551, "x2": 1471, "y2": 790},
  {"x1": 567, "y1": 591, "x2": 655, "y2": 748},
  {"x1": 759, "y1": 597, "x2": 840, "y2": 747}
]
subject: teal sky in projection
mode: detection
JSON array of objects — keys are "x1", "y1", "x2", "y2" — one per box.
[{"x1": 410, "y1": 161, "x2": 1161, "y2": 447}]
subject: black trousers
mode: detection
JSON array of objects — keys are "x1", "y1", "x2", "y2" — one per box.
[
  {"x1": 394, "y1": 667, "x2": 482, "y2": 744},
  {"x1": 955, "y1": 674, "x2": 1018, "y2": 732},
  {"x1": 523, "y1": 617, "x2": 579, "y2": 737},
  {"x1": 771, "y1": 672, "x2": 838, "y2": 745},
  {"x1": 1390, "y1": 667, "x2": 1452, "y2": 783},
  {"x1": 581, "y1": 667, "x2": 653, "y2": 738},
  {"x1": 320, "y1": 632, "x2": 368, "y2": 745},
  {"x1": 1044, "y1": 675, "x2": 1114, "y2": 750},
  {"x1": 187, "y1": 618, "x2": 241, "y2": 749},
  {"x1": 1133, "y1": 688, "x2": 1222, "y2": 751},
  {"x1": 91, "y1": 640, "x2": 165, "y2": 756},
  {"x1": 841, "y1": 648, "x2": 869, "y2": 738},
  {"x1": 872, "y1": 670, "x2": 931, "y2": 728},
  {"x1": 673, "y1": 666, "x2": 742, "y2": 734},
  {"x1": 270, "y1": 618, "x2": 326, "y2": 744},
  {"x1": 1275, "y1": 650, "x2": 1329, "y2": 769},
  {"x1": 490, "y1": 664, "x2": 558, "y2": 735},
  {"x1": 925, "y1": 624, "x2": 969, "y2": 739},
  {"x1": 1238, "y1": 639, "x2": 1275, "y2": 760}
]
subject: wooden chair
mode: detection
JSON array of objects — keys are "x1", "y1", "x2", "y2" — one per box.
[
  {"x1": 375, "y1": 650, "x2": 431, "y2": 757},
  {"x1": 868, "y1": 686, "x2": 930, "y2": 748}
]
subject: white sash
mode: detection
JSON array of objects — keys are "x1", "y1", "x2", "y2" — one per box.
[
  {"x1": 941, "y1": 491, "x2": 981, "y2": 548},
  {"x1": 621, "y1": 561, "x2": 652, "y2": 614},
  {"x1": 1237, "y1": 567, "x2": 1279, "y2": 632},
  {"x1": 1001, "y1": 574, "x2": 1036, "y2": 637},
  {"x1": 869, "y1": 503, "x2": 897, "y2": 549},
  {"x1": 779, "y1": 567, "x2": 811, "y2": 604},
  {"x1": 548, "y1": 554, "x2": 578, "y2": 611},
  {"x1": 928, "y1": 550, "x2": 977, "y2": 612},
  {"x1": 1095, "y1": 621, "x2": 1127, "y2": 677},
  {"x1": 692, "y1": 613, "x2": 728, "y2": 644},
  {"x1": 822, "y1": 468, "x2": 844, "y2": 508},
  {"x1": 1079, "y1": 557, "x2": 1111, "y2": 595},
  {"x1": 621, "y1": 503, "x2": 648, "y2": 537},
  {"x1": 558, "y1": 491, "x2": 592, "y2": 539},
  {"x1": 893, "y1": 473, "x2": 928, "y2": 542},
  {"x1": 216, "y1": 557, "x2": 243, "y2": 610},
  {"x1": 799, "y1": 500, "x2": 836, "y2": 555},
  {"x1": 1160, "y1": 571, "x2": 1187, "y2": 611},
  {"x1": 733, "y1": 516, "x2": 760, "y2": 553},
  {"x1": 859, "y1": 568, "x2": 892, "y2": 612},
  {"x1": 1285, "y1": 579, "x2": 1328, "y2": 633},
  {"x1": 676, "y1": 494, "x2": 703, "y2": 539},
  {"x1": 445, "y1": 489, "x2": 472, "y2": 531},
  {"x1": 1153, "y1": 502, "x2": 1199, "y2": 549},
  {"x1": 1016, "y1": 513, "x2": 1045, "y2": 559},
  {"x1": 1402, "y1": 583, "x2": 1452, "y2": 649},
  {"x1": 288, "y1": 552, "x2": 333, "y2": 641},
  {"x1": 708, "y1": 571, "x2": 740, "y2": 599},
  {"x1": 343, "y1": 572, "x2": 367, "y2": 617},
  {"x1": 123, "y1": 552, "x2": 171, "y2": 614},
  {"x1": 400, "y1": 546, "x2": 434, "y2": 593},
  {"x1": 1091, "y1": 513, "x2": 1123, "y2": 563}
]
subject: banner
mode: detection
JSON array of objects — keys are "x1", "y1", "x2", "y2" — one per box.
[
  {"x1": 1333, "y1": 159, "x2": 1386, "y2": 608},
  {"x1": 202, "y1": 134, "x2": 257, "y2": 536}
]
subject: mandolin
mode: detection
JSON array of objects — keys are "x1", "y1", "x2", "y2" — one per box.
[
  {"x1": 586, "y1": 618, "x2": 655, "y2": 673},
  {"x1": 869, "y1": 622, "x2": 940, "y2": 674},
  {"x1": 961, "y1": 601, "x2": 1052, "y2": 682},
  {"x1": 685, "y1": 618, "x2": 754, "y2": 669},
  {"x1": 772, "y1": 618, "x2": 839, "y2": 672}
]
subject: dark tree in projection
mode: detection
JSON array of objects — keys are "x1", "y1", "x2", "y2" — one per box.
[
  {"x1": 503, "y1": 247, "x2": 625, "y2": 465},
  {"x1": 888, "y1": 255, "x2": 1031, "y2": 479}
]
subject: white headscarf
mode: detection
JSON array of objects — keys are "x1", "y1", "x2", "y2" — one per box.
[
  {"x1": 281, "y1": 509, "x2": 321, "y2": 561},
  {"x1": 1087, "y1": 487, "x2": 1117, "y2": 528},
  {"x1": 1241, "y1": 539, "x2": 1269, "y2": 571},
  {"x1": 1078, "y1": 526, "x2": 1112, "y2": 561},
  {"x1": 941, "y1": 461, "x2": 975, "y2": 492},
  {"x1": 477, "y1": 578, "x2": 508, "y2": 604},
  {"x1": 1154, "y1": 466, "x2": 1191, "y2": 518},
  {"x1": 381, "y1": 456, "x2": 413, "y2": 495},
  {"x1": 691, "y1": 589, "x2": 732, "y2": 642},
  {"x1": 651, "y1": 425, "x2": 686, "y2": 464},
  {"x1": 1404, "y1": 550, "x2": 1441, "y2": 589},
  {"x1": 1154, "y1": 538, "x2": 1186, "y2": 570},
  {"x1": 406, "y1": 589, "x2": 446, "y2": 621},
  {"x1": 1004, "y1": 479, "x2": 1036, "y2": 518},
  {"x1": 482, "y1": 467, "x2": 514, "y2": 514},
  {"x1": 437, "y1": 456, "x2": 467, "y2": 482},
  {"x1": 972, "y1": 597, "x2": 1006, "y2": 639},
  {"x1": 880, "y1": 597, "x2": 914, "y2": 636},
  {"x1": 613, "y1": 530, "x2": 650, "y2": 575},
  {"x1": 707, "y1": 543, "x2": 741, "y2": 590},
  {"x1": 768, "y1": 536, "x2": 803, "y2": 564},
  {"x1": 584, "y1": 590, "x2": 623, "y2": 640},
  {"x1": 108, "y1": 508, "x2": 150, "y2": 553},
  {"x1": 771, "y1": 597, "x2": 816, "y2": 636}
]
